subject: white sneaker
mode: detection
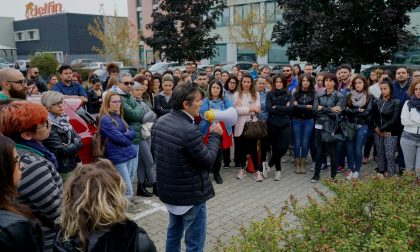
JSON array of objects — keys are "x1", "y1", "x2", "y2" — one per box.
[
  {"x1": 310, "y1": 162, "x2": 315, "y2": 171},
  {"x1": 254, "y1": 171, "x2": 264, "y2": 182},
  {"x1": 262, "y1": 162, "x2": 270, "y2": 178},
  {"x1": 346, "y1": 171, "x2": 354, "y2": 180},
  {"x1": 274, "y1": 171, "x2": 281, "y2": 181},
  {"x1": 236, "y1": 169, "x2": 246, "y2": 179},
  {"x1": 352, "y1": 171, "x2": 360, "y2": 179}
]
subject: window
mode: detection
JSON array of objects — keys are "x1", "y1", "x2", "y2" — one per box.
[
  {"x1": 14, "y1": 31, "x2": 25, "y2": 42},
  {"x1": 25, "y1": 29, "x2": 40, "y2": 41},
  {"x1": 234, "y1": 4, "x2": 260, "y2": 25},
  {"x1": 268, "y1": 44, "x2": 289, "y2": 63},
  {"x1": 153, "y1": 0, "x2": 159, "y2": 5},
  {"x1": 265, "y1": 1, "x2": 283, "y2": 23},
  {"x1": 237, "y1": 44, "x2": 256, "y2": 62},
  {"x1": 138, "y1": 11, "x2": 143, "y2": 29},
  {"x1": 215, "y1": 7, "x2": 229, "y2": 27},
  {"x1": 233, "y1": 5, "x2": 244, "y2": 24},
  {"x1": 210, "y1": 44, "x2": 227, "y2": 64},
  {"x1": 137, "y1": 0, "x2": 141, "y2": 7}
]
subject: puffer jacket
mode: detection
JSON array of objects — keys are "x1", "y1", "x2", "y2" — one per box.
[
  {"x1": 151, "y1": 110, "x2": 221, "y2": 206},
  {"x1": 100, "y1": 113, "x2": 136, "y2": 164},
  {"x1": 43, "y1": 124, "x2": 82, "y2": 174},
  {"x1": 293, "y1": 89, "x2": 315, "y2": 120},
  {"x1": 54, "y1": 220, "x2": 156, "y2": 252},
  {"x1": 266, "y1": 89, "x2": 294, "y2": 128},
  {"x1": 312, "y1": 90, "x2": 346, "y2": 125},
  {"x1": 372, "y1": 97, "x2": 400, "y2": 136},
  {"x1": 0, "y1": 210, "x2": 44, "y2": 252},
  {"x1": 344, "y1": 94, "x2": 373, "y2": 125}
]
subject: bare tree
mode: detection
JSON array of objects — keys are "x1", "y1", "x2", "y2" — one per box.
[{"x1": 88, "y1": 11, "x2": 140, "y2": 66}]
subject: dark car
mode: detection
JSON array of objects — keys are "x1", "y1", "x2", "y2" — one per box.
[
  {"x1": 28, "y1": 96, "x2": 96, "y2": 164},
  {"x1": 361, "y1": 64, "x2": 420, "y2": 79}
]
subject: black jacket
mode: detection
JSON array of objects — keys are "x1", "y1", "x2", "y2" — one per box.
[
  {"x1": 153, "y1": 94, "x2": 172, "y2": 117},
  {"x1": 344, "y1": 94, "x2": 373, "y2": 125},
  {"x1": 87, "y1": 88, "x2": 102, "y2": 114},
  {"x1": 53, "y1": 220, "x2": 156, "y2": 252},
  {"x1": 266, "y1": 89, "x2": 294, "y2": 128},
  {"x1": 43, "y1": 124, "x2": 82, "y2": 173},
  {"x1": 293, "y1": 89, "x2": 315, "y2": 120},
  {"x1": 0, "y1": 210, "x2": 44, "y2": 252},
  {"x1": 372, "y1": 98, "x2": 400, "y2": 136},
  {"x1": 313, "y1": 90, "x2": 346, "y2": 125},
  {"x1": 151, "y1": 110, "x2": 221, "y2": 206}
]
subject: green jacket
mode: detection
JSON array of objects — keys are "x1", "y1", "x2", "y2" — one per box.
[
  {"x1": 120, "y1": 92, "x2": 145, "y2": 144},
  {"x1": 0, "y1": 93, "x2": 9, "y2": 100}
]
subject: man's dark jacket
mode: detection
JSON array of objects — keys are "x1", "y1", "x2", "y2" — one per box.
[{"x1": 151, "y1": 110, "x2": 221, "y2": 206}]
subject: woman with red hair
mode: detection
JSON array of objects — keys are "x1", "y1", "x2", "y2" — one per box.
[{"x1": 0, "y1": 100, "x2": 63, "y2": 251}]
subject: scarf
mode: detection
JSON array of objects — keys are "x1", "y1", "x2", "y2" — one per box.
[
  {"x1": 350, "y1": 90, "x2": 367, "y2": 108},
  {"x1": 17, "y1": 139, "x2": 59, "y2": 169},
  {"x1": 408, "y1": 95, "x2": 420, "y2": 112},
  {"x1": 48, "y1": 113, "x2": 73, "y2": 144}
]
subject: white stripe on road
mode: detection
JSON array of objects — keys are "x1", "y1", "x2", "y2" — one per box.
[{"x1": 132, "y1": 199, "x2": 167, "y2": 220}]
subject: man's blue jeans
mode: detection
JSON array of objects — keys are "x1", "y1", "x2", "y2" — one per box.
[
  {"x1": 346, "y1": 125, "x2": 368, "y2": 172},
  {"x1": 292, "y1": 119, "x2": 314, "y2": 158},
  {"x1": 166, "y1": 202, "x2": 207, "y2": 252}
]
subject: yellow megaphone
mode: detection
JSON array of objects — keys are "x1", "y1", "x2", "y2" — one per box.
[{"x1": 204, "y1": 107, "x2": 238, "y2": 125}]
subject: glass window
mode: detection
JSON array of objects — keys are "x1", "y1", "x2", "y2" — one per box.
[
  {"x1": 268, "y1": 44, "x2": 289, "y2": 63},
  {"x1": 265, "y1": 1, "x2": 282, "y2": 22},
  {"x1": 214, "y1": 7, "x2": 229, "y2": 27},
  {"x1": 234, "y1": 5, "x2": 244, "y2": 24},
  {"x1": 237, "y1": 44, "x2": 256, "y2": 62},
  {"x1": 138, "y1": 11, "x2": 143, "y2": 29},
  {"x1": 138, "y1": 0, "x2": 141, "y2": 7},
  {"x1": 251, "y1": 3, "x2": 260, "y2": 22},
  {"x1": 210, "y1": 44, "x2": 227, "y2": 64}
]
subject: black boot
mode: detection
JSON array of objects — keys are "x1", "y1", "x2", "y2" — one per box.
[
  {"x1": 137, "y1": 183, "x2": 153, "y2": 197},
  {"x1": 214, "y1": 172, "x2": 223, "y2": 184},
  {"x1": 152, "y1": 183, "x2": 159, "y2": 197}
]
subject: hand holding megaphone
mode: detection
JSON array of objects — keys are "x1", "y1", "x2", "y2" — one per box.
[
  {"x1": 203, "y1": 107, "x2": 238, "y2": 125},
  {"x1": 210, "y1": 122, "x2": 223, "y2": 135}
]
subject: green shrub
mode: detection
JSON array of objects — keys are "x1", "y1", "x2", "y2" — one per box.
[
  {"x1": 29, "y1": 53, "x2": 59, "y2": 77},
  {"x1": 216, "y1": 173, "x2": 419, "y2": 252}
]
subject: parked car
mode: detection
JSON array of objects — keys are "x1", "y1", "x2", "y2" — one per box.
[
  {"x1": 15, "y1": 60, "x2": 30, "y2": 72},
  {"x1": 84, "y1": 62, "x2": 106, "y2": 69},
  {"x1": 71, "y1": 59, "x2": 97, "y2": 68},
  {"x1": 221, "y1": 62, "x2": 254, "y2": 73},
  {"x1": 0, "y1": 63, "x2": 9, "y2": 69},
  {"x1": 27, "y1": 95, "x2": 96, "y2": 164},
  {"x1": 94, "y1": 67, "x2": 138, "y2": 83},
  {"x1": 361, "y1": 64, "x2": 420, "y2": 79},
  {"x1": 149, "y1": 62, "x2": 181, "y2": 74}
]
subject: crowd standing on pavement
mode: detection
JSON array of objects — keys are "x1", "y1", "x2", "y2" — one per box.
[{"x1": 0, "y1": 59, "x2": 419, "y2": 251}]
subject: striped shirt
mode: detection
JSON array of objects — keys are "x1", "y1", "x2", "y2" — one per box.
[{"x1": 16, "y1": 147, "x2": 63, "y2": 252}]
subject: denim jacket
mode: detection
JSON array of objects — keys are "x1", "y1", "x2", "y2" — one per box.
[{"x1": 258, "y1": 89, "x2": 269, "y2": 121}]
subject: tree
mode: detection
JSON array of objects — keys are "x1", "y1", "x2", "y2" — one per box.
[
  {"x1": 30, "y1": 53, "x2": 59, "y2": 77},
  {"x1": 229, "y1": 7, "x2": 273, "y2": 58},
  {"x1": 272, "y1": 0, "x2": 419, "y2": 71},
  {"x1": 144, "y1": 0, "x2": 225, "y2": 64},
  {"x1": 88, "y1": 12, "x2": 140, "y2": 66}
]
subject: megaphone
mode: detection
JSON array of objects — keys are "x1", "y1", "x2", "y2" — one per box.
[{"x1": 204, "y1": 107, "x2": 238, "y2": 125}]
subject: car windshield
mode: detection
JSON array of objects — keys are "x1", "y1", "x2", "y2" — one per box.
[{"x1": 149, "y1": 62, "x2": 168, "y2": 71}]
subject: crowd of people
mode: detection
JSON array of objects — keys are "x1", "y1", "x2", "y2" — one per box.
[{"x1": 0, "y1": 60, "x2": 419, "y2": 252}]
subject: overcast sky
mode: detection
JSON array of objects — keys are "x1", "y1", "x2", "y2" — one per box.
[{"x1": 0, "y1": 0, "x2": 128, "y2": 20}]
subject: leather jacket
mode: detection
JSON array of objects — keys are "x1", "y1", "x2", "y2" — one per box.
[
  {"x1": 266, "y1": 89, "x2": 294, "y2": 128},
  {"x1": 313, "y1": 90, "x2": 346, "y2": 125},
  {"x1": 0, "y1": 210, "x2": 44, "y2": 251},
  {"x1": 293, "y1": 89, "x2": 315, "y2": 120},
  {"x1": 372, "y1": 98, "x2": 400, "y2": 136},
  {"x1": 344, "y1": 94, "x2": 373, "y2": 125}
]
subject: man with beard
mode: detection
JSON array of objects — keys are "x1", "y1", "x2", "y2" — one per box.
[
  {"x1": 0, "y1": 68, "x2": 29, "y2": 100},
  {"x1": 195, "y1": 72, "x2": 209, "y2": 97},
  {"x1": 27, "y1": 66, "x2": 48, "y2": 94},
  {"x1": 282, "y1": 65, "x2": 298, "y2": 92}
]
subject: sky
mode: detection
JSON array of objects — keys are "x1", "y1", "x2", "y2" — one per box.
[{"x1": 0, "y1": 0, "x2": 128, "y2": 20}]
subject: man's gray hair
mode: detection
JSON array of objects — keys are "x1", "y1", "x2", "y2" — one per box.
[
  {"x1": 41, "y1": 91, "x2": 64, "y2": 109},
  {"x1": 118, "y1": 72, "x2": 132, "y2": 82}
]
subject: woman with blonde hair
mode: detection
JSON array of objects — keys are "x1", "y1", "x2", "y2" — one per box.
[
  {"x1": 54, "y1": 159, "x2": 156, "y2": 251},
  {"x1": 98, "y1": 92, "x2": 137, "y2": 198}
]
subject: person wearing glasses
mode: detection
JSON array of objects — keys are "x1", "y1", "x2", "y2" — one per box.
[
  {"x1": 52, "y1": 65, "x2": 88, "y2": 104},
  {"x1": 0, "y1": 68, "x2": 29, "y2": 100},
  {"x1": 282, "y1": 65, "x2": 298, "y2": 93},
  {"x1": 41, "y1": 91, "x2": 83, "y2": 183},
  {"x1": 26, "y1": 66, "x2": 48, "y2": 93},
  {"x1": 0, "y1": 135, "x2": 44, "y2": 251},
  {"x1": 0, "y1": 100, "x2": 63, "y2": 251},
  {"x1": 98, "y1": 92, "x2": 137, "y2": 200}
]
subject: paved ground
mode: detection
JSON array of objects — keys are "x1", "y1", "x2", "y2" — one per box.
[{"x1": 130, "y1": 158, "x2": 377, "y2": 252}]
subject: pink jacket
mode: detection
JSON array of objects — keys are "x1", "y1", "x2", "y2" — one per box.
[{"x1": 233, "y1": 91, "x2": 261, "y2": 137}]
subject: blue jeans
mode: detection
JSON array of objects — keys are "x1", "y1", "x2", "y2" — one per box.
[
  {"x1": 115, "y1": 161, "x2": 134, "y2": 198},
  {"x1": 166, "y1": 202, "x2": 207, "y2": 252},
  {"x1": 292, "y1": 119, "x2": 314, "y2": 158},
  {"x1": 346, "y1": 125, "x2": 368, "y2": 172}
]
